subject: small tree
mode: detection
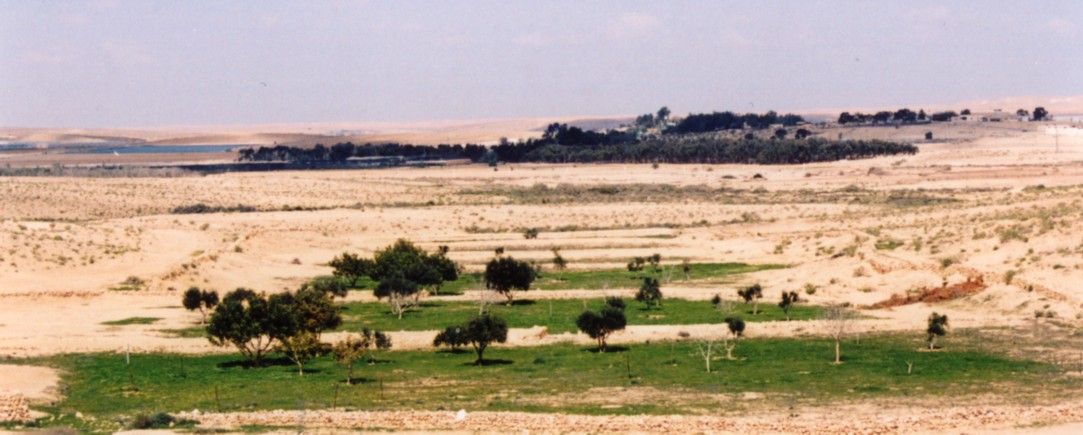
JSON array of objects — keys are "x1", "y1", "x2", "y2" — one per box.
[
  {"x1": 277, "y1": 331, "x2": 324, "y2": 376},
  {"x1": 523, "y1": 228, "x2": 539, "y2": 239},
  {"x1": 778, "y1": 290, "x2": 799, "y2": 321},
  {"x1": 207, "y1": 288, "x2": 297, "y2": 367},
  {"x1": 635, "y1": 277, "x2": 663, "y2": 309},
  {"x1": 1033, "y1": 107, "x2": 1048, "y2": 121},
  {"x1": 656, "y1": 106, "x2": 671, "y2": 125},
  {"x1": 681, "y1": 259, "x2": 691, "y2": 280},
  {"x1": 576, "y1": 297, "x2": 627, "y2": 352},
  {"x1": 551, "y1": 248, "x2": 567, "y2": 277},
  {"x1": 723, "y1": 316, "x2": 745, "y2": 360},
  {"x1": 374, "y1": 276, "x2": 420, "y2": 319},
  {"x1": 822, "y1": 304, "x2": 854, "y2": 364},
  {"x1": 464, "y1": 313, "x2": 508, "y2": 365},
  {"x1": 648, "y1": 253, "x2": 662, "y2": 272},
  {"x1": 302, "y1": 276, "x2": 349, "y2": 298},
  {"x1": 358, "y1": 327, "x2": 392, "y2": 363},
  {"x1": 737, "y1": 283, "x2": 764, "y2": 315},
  {"x1": 926, "y1": 312, "x2": 949, "y2": 350},
  {"x1": 627, "y1": 257, "x2": 646, "y2": 272},
  {"x1": 483, "y1": 256, "x2": 537, "y2": 304},
  {"x1": 433, "y1": 325, "x2": 470, "y2": 352},
  {"x1": 182, "y1": 287, "x2": 219, "y2": 324},
  {"x1": 272, "y1": 286, "x2": 343, "y2": 375},
  {"x1": 328, "y1": 252, "x2": 374, "y2": 287},
  {"x1": 426, "y1": 252, "x2": 459, "y2": 295},
  {"x1": 332, "y1": 335, "x2": 366, "y2": 385},
  {"x1": 333, "y1": 328, "x2": 391, "y2": 384}
]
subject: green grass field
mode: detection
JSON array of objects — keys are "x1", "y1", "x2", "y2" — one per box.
[
  {"x1": 21, "y1": 333, "x2": 1067, "y2": 423},
  {"x1": 349, "y1": 262, "x2": 784, "y2": 295},
  {"x1": 340, "y1": 298, "x2": 820, "y2": 334}
]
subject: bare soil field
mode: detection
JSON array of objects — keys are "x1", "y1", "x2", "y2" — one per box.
[{"x1": 2, "y1": 119, "x2": 1083, "y2": 432}]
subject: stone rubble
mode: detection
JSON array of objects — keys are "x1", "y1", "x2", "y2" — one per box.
[{"x1": 0, "y1": 392, "x2": 32, "y2": 423}]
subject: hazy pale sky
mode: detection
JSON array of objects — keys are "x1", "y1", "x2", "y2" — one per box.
[{"x1": 2, "y1": 0, "x2": 1081, "y2": 128}]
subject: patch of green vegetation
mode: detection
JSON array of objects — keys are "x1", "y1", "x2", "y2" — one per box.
[
  {"x1": 349, "y1": 262, "x2": 783, "y2": 294},
  {"x1": 101, "y1": 317, "x2": 160, "y2": 326},
  {"x1": 340, "y1": 298, "x2": 822, "y2": 334},
  {"x1": 21, "y1": 334, "x2": 1066, "y2": 419},
  {"x1": 874, "y1": 237, "x2": 904, "y2": 251},
  {"x1": 162, "y1": 327, "x2": 206, "y2": 338}
]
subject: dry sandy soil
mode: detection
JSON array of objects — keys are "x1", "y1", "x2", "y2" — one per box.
[{"x1": 2, "y1": 117, "x2": 1083, "y2": 432}]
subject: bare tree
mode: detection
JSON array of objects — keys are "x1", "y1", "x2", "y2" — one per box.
[
  {"x1": 695, "y1": 340, "x2": 717, "y2": 373},
  {"x1": 822, "y1": 304, "x2": 855, "y2": 364}
]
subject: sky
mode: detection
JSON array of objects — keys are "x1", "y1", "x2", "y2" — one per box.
[{"x1": 2, "y1": 0, "x2": 1081, "y2": 128}]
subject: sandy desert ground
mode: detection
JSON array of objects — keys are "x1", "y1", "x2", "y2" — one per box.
[{"x1": 2, "y1": 118, "x2": 1083, "y2": 432}]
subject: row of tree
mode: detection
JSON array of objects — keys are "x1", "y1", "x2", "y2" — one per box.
[
  {"x1": 669, "y1": 110, "x2": 805, "y2": 134},
  {"x1": 839, "y1": 106, "x2": 1051, "y2": 125}
]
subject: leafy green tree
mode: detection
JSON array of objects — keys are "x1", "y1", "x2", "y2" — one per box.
[
  {"x1": 206, "y1": 288, "x2": 298, "y2": 367},
  {"x1": 927, "y1": 312, "x2": 949, "y2": 350},
  {"x1": 522, "y1": 228, "x2": 539, "y2": 239},
  {"x1": 375, "y1": 276, "x2": 420, "y2": 319},
  {"x1": 648, "y1": 253, "x2": 662, "y2": 272},
  {"x1": 282, "y1": 286, "x2": 343, "y2": 339},
  {"x1": 656, "y1": 106, "x2": 671, "y2": 125},
  {"x1": 301, "y1": 276, "x2": 349, "y2": 298},
  {"x1": 358, "y1": 239, "x2": 461, "y2": 310},
  {"x1": 426, "y1": 251, "x2": 460, "y2": 295},
  {"x1": 333, "y1": 328, "x2": 391, "y2": 384},
  {"x1": 627, "y1": 256, "x2": 646, "y2": 272},
  {"x1": 576, "y1": 297, "x2": 627, "y2": 352},
  {"x1": 182, "y1": 287, "x2": 219, "y2": 324},
  {"x1": 737, "y1": 283, "x2": 764, "y2": 314},
  {"x1": 371, "y1": 240, "x2": 443, "y2": 287},
  {"x1": 464, "y1": 313, "x2": 509, "y2": 365},
  {"x1": 328, "y1": 253, "x2": 373, "y2": 287},
  {"x1": 774, "y1": 128, "x2": 787, "y2": 140},
  {"x1": 483, "y1": 256, "x2": 537, "y2": 304},
  {"x1": 778, "y1": 290, "x2": 799, "y2": 320},
  {"x1": 1033, "y1": 107, "x2": 1048, "y2": 121},
  {"x1": 276, "y1": 331, "x2": 324, "y2": 376},
  {"x1": 263, "y1": 287, "x2": 341, "y2": 374},
  {"x1": 635, "y1": 277, "x2": 663, "y2": 309},
  {"x1": 723, "y1": 316, "x2": 745, "y2": 359},
  {"x1": 433, "y1": 325, "x2": 470, "y2": 351},
  {"x1": 332, "y1": 335, "x2": 366, "y2": 385}
]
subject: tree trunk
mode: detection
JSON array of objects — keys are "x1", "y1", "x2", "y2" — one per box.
[
  {"x1": 834, "y1": 339, "x2": 841, "y2": 364},
  {"x1": 475, "y1": 344, "x2": 485, "y2": 365},
  {"x1": 297, "y1": 360, "x2": 304, "y2": 376},
  {"x1": 346, "y1": 363, "x2": 354, "y2": 385},
  {"x1": 928, "y1": 335, "x2": 936, "y2": 350}
]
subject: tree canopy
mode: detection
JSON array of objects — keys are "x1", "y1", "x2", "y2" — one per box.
[
  {"x1": 484, "y1": 256, "x2": 537, "y2": 304},
  {"x1": 576, "y1": 297, "x2": 627, "y2": 352}
]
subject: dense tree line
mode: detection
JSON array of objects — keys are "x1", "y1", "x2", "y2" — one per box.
[
  {"x1": 669, "y1": 110, "x2": 804, "y2": 133},
  {"x1": 838, "y1": 108, "x2": 930, "y2": 125},
  {"x1": 520, "y1": 135, "x2": 917, "y2": 164},
  {"x1": 237, "y1": 107, "x2": 921, "y2": 166},
  {"x1": 241, "y1": 134, "x2": 914, "y2": 166},
  {"x1": 238, "y1": 142, "x2": 489, "y2": 162}
]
